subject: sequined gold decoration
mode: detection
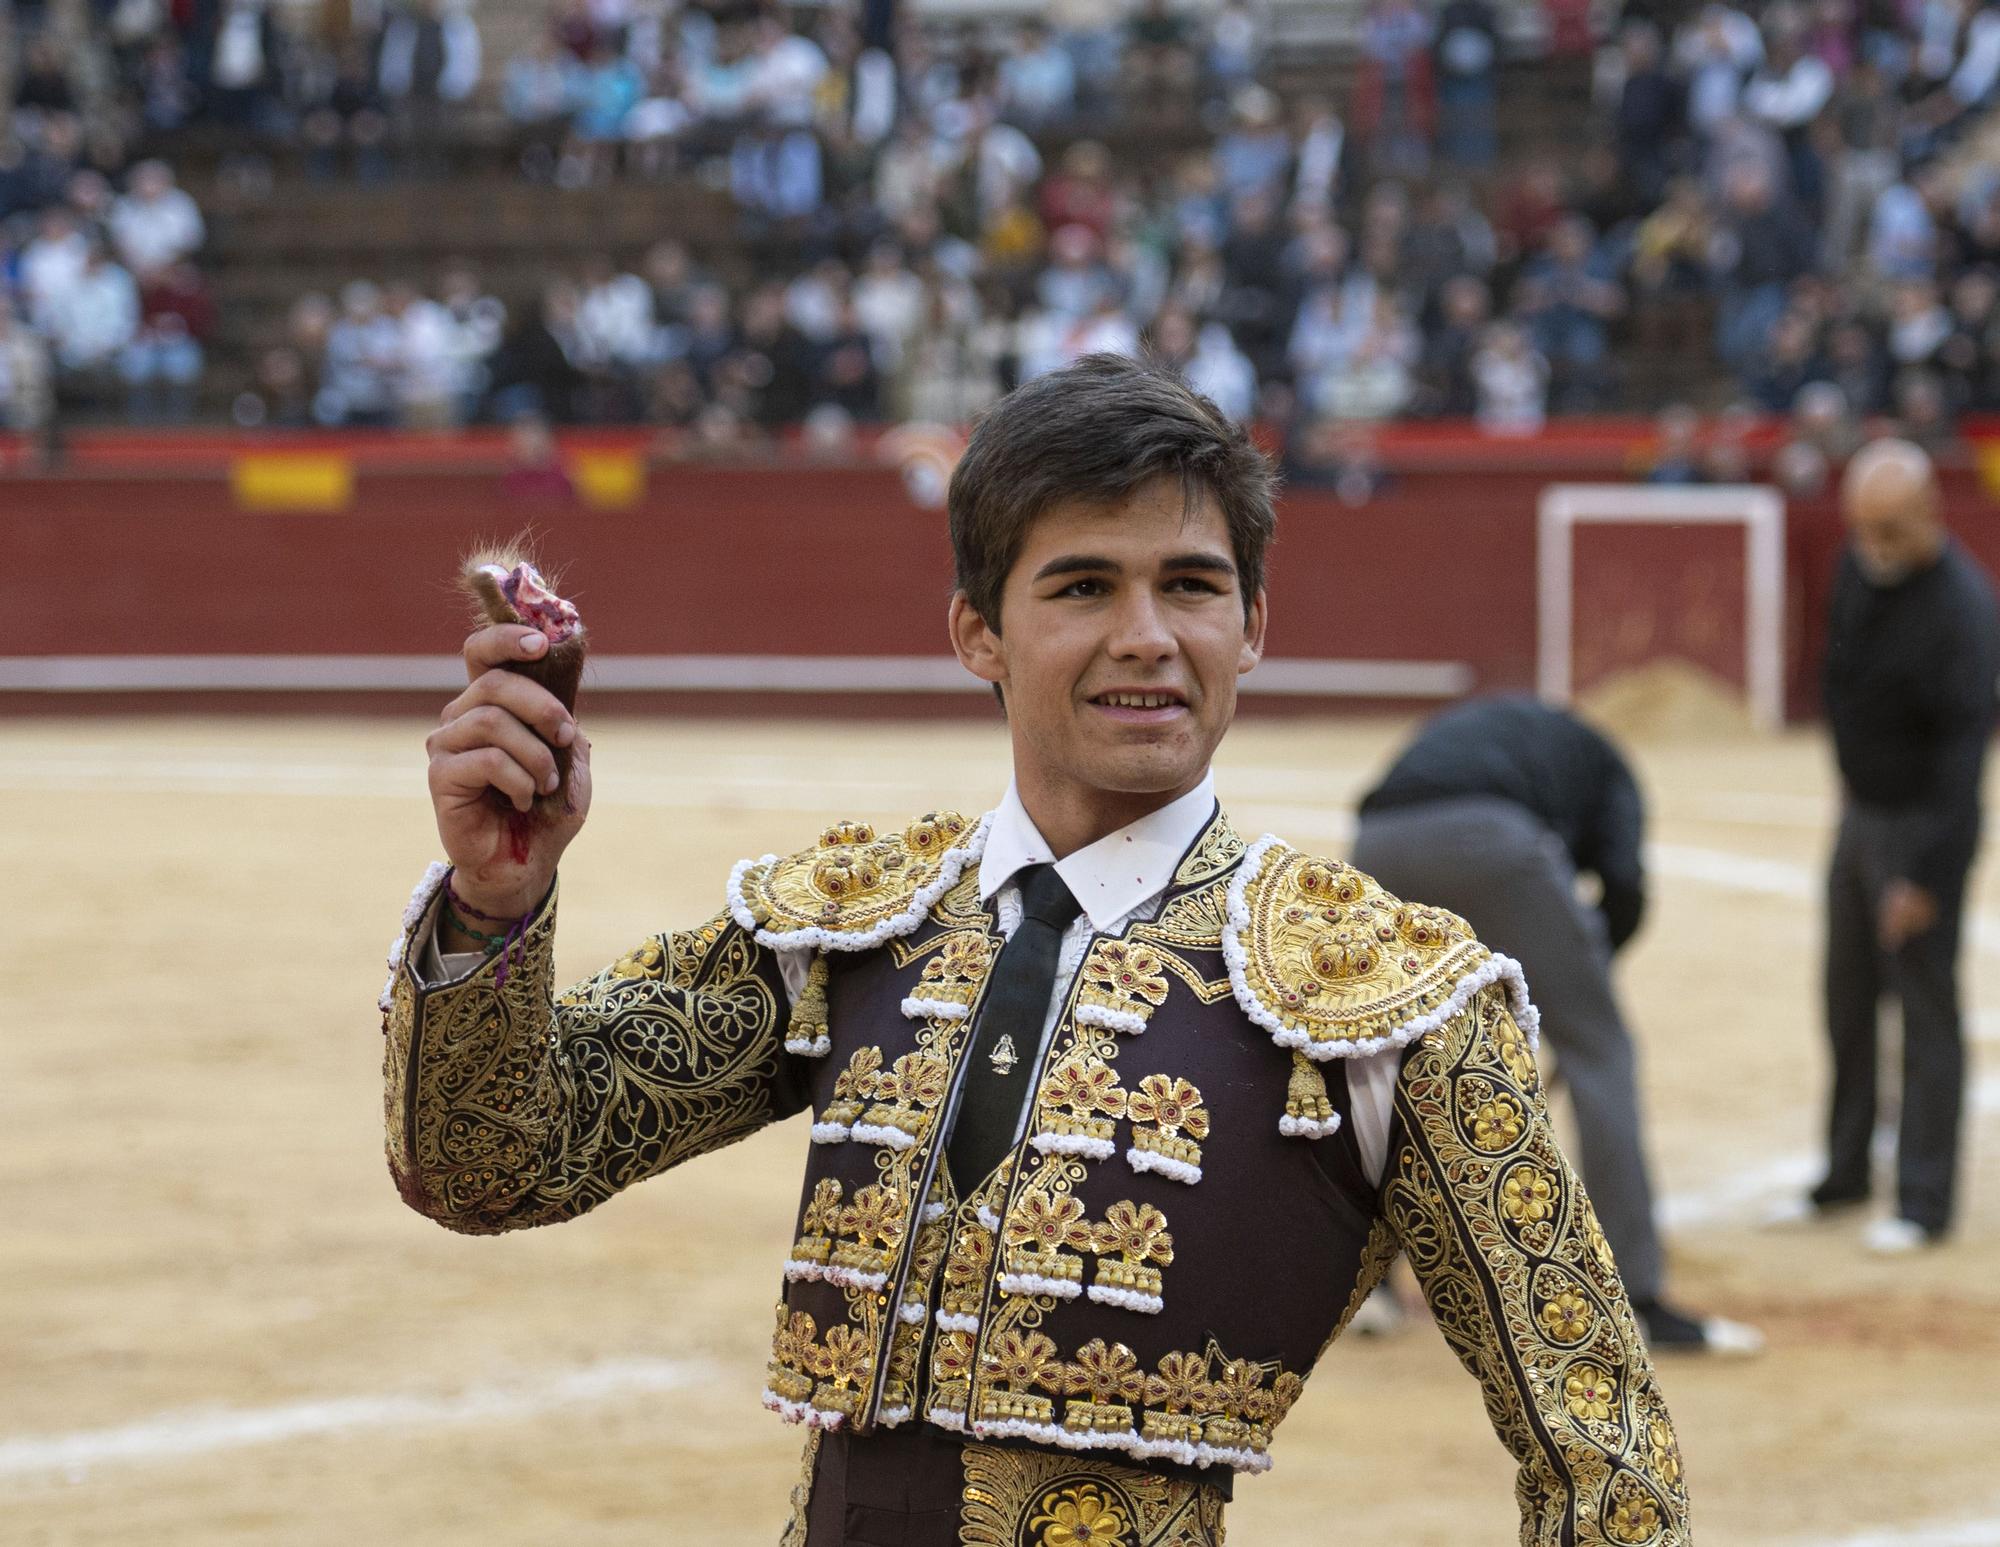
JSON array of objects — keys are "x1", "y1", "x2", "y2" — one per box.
[
  {"x1": 1124, "y1": 1074, "x2": 1207, "y2": 1175},
  {"x1": 736, "y1": 811, "x2": 975, "y2": 935},
  {"x1": 1234, "y1": 847, "x2": 1487, "y2": 1053},
  {"x1": 779, "y1": 1428, "x2": 821, "y2": 1547},
  {"x1": 384, "y1": 899, "x2": 788, "y2": 1232},
  {"x1": 1077, "y1": 939, "x2": 1172, "y2": 1027},
  {"x1": 1383, "y1": 985, "x2": 1691, "y2": 1545},
  {"x1": 958, "y1": 1442, "x2": 1228, "y2": 1546}
]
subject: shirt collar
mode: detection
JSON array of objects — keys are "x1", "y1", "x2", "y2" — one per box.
[{"x1": 977, "y1": 772, "x2": 1218, "y2": 932}]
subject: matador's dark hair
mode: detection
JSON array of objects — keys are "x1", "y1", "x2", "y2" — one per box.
[{"x1": 947, "y1": 353, "x2": 1277, "y2": 630}]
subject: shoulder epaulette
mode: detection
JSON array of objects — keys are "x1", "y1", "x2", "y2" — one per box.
[
  {"x1": 1223, "y1": 836, "x2": 1540, "y2": 1061},
  {"x1": 729, "y1": 810, "x2": 992, "y2": 952}
]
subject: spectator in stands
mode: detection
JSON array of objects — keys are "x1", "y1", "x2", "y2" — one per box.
[
  {"x1": 107, "y1": 160, "x2": 204, "y2": 280},
  {"x1": 575, "y1": 252, "x2": 658, "y2": 374},
  {"x1": 316, "y1": 280, "x2": 402, "y2": 427},
  {"x1": 561, "y1": 40, "x2": 644, "y2": 185},
  {"x1": 437, "y1": 264, "x2": 507, "y2": 420},
  {"x1": 853, "y1": 240, "x2": 925, "y2": 374},
  {"x1": 504, "y1": 34, "x2": 577, "y2": 133},
  {"x1": 0, "y1": 306, "x2": 54, "y2": 433},
  {"x1": 1676, "y1": 1, "x2": 1764, "y2": 138},
  {"x1": 1434, "y1": 0, "x2": 1501, "y2": 171},
  {"x1": 730, "y1": 282, "x2": 818, "y2": 428},
  {"x1": 1473, "y1": 319, "x2": 1549, "y2": 434},
  {"x1": 1125, "y1": 0, "x2": 1197, "y2": 104},
  {"x1": 1516, "y1": 215, "x2": 1625, "y2": 409},
  {"x1": 1749, "y1": 305, "x2": 1821, "y2": 410},
  {"x1": 1203, "y1": 1, "x2": 1265, "y2": 101},
  {"x1": 47, "y1": 243, "x2": 140, "y2": 397},
  {"x1": 998, "y1": 21, "x2": 1077, "y2": 128},
  {"x1": 1646, "y1": 403, "x2": 1708, "y2": 483},
  {"x1": 1614, "y1": 22, "x2": 1686, "y2": 206},
  {"x1": 1037, "y1": 223, "x2": 1117, "y2": 320},
  {"x1": 1048, "y1": 0, "x2": 1124, "y2": 113},
  {"x1": 1417, "y1": 272, "x2": 1491, "y2": 417},
  {"x1": 1288, "y1": 95, "x2": 1346, "y2": 218},
  {"x1": 1868, "y1": 160, "x2": 1947, "y2": 282},
  {"x1": 121, "y1": 258, "x2": 211, "y2": 423},
  {"x1": 381, "y1": 280, "x2": 459, "y2": 428},
  {"x1": 206, "y1": 0, "x2": 282, "y2": 131},
  {"x1": 302, "y1": 38, "x2": 394, "y2": 183},
  {"x1": 1356, "y1": 0, "x2": 1437, "y2": 177},
  {"x1": 814, "y1": 294, "x2": 884, "y2": 421},
  {"x1": 1935, "y1": 267, "x2": 2000, "y2": 412},
  {"x1": 1743, "y1": 8, "x2": 1836, "y2": 193},
  {"x1": 1711, "y1": 161, "x2": 1818, "y2": 370},
  {"x1": 1038, "y1": 140, "x2": 1116, "y2": 244},
  {"x1": 378, "y1": 0, "x2": 483, "y2": 172},
  {"x1": 1322, "y1": 292, "x2": 1420, "y2": 420},
  {"x1": 1213, "y1": 86, "x2": 1291, "y2": 203},
  {"x1": 895, "y1": 280, "x2": 1003, "y2": 424},
  {"x1": 19, "y1": 208, "x2": 90, "y2": 334}
]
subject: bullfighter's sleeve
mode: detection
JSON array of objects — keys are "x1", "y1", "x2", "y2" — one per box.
[{"x1": 1381, "y1": 982, "x2": 1691, "y2": 1546}]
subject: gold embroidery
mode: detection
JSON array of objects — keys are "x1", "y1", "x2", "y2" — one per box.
[
  {"x1": 1283, "y1": 1052, "x2": 1335, "y2": 1131},
  {"x1": 1234, "y1": 845, "x2": 1489, "y2": 1053},
  {"x1": 1382, "y1": 983, "x2": 1691, "y2": 1545},
  {"x1": 1078, "y1": 940, "x2": 1171, "y2": 1027},
  {"x1": 779, "y1": 1428, "x2": 821, "y2": 1547},
  {"x1": 1090, "y1": 1200, "x2": 1174, "y2": 1306},
  {"x1": 958, "y1": 1442, "x2": 1228, "y2": 1547},
  {"x1": 1125, "y1": 1074, "x2": 1207, "y2": 1175},
  {"x1": 1038, "y1": 1053, "x2": 1130, "y2": 1150},
  {"x1": 788, "y1": 952, "x2": 831, "y2": 1047},
  {"x1": 386, "y1": 902, "x2": 784, "y2": 1232},
  {"x1": 1171, "y1": 811, "x2": 1246, "y2": 887},
  {"x1": 736, "y1": 811, "x2": 976, "y2": 935}
]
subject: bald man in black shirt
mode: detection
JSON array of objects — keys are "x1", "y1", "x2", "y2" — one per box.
[
  {"x1": 1808, "y1": 439, "x2": 1999, "y2": 1251},
  {"x1": 1354, "y1": 696, "x2": 1760, "y2": 1354}
]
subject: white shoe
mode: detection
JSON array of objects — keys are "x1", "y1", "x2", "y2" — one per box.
[
  {"x1": 1696, "y1": 1316, "x2": 1766, "y2": 1357},
  {"x1": 1862, "y1": 1217, "x2": 1935, "y2": 1256},
  {"x1": 1346, "y1": 1285, "x2": 1407, "y2": 1338}
]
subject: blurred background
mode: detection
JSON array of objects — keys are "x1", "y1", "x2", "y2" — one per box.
[{"x1": 5, "y1": 0, "x2": 2000, "y2": 1543}]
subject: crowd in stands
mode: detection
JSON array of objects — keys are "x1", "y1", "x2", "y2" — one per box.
[{"x1": 5, "y1": 0, "x2": 2000, "y2": 449}]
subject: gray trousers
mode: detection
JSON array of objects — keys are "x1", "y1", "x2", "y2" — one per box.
[
  {"x1": 1820, "y1": 803, "x2": 1971, "y2": 1234},
  {"x1": 1353, "y1": 797, "x2": 1665, "y2": 1302}
]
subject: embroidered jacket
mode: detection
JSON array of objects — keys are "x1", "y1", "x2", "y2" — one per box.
[{"x1": 381, "y1": 809, "x2": 1691, "y2": 1546}]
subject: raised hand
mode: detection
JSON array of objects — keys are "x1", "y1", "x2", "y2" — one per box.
[{"x1": 425, "y1": 623, "x2": 592, "y2": 921}]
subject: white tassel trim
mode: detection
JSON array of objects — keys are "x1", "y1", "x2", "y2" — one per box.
[
  {"x1": 1278, "y1": 1113, "x2": 1343, "y2": 1140},
  {"x1": 876, "y1": 1405, "x2": 913, "y2": 1427},
  {"x1": 809, "y1": 1122, "x2": 851, "y2": 1144},
  {"x1": 976, "y1": 1205, "x2": 1002, "y2": 1232},
  {"x1": 1085, "y1": 1284, "x2": 1164, "y2": 1314},
  {"x1": 379, "y1": 861, "x2": 451, "y2": 1011},
  {"x1": 926, "y1": 1406, "x2": 968, "y2": 1432},
  {"x1": 936, "y1": 1311, "x2": 980, "y2": 1333},
  {"x1": 901, "y1": 995, "x2": 971, "y2": 1021},
  {"x1": 1125, "y1": 1147, "x2": 1202, "y2": 1185},
  {"x1": 728, "y1": 811, "x2": 995, "y2": 952},
  {"x1": 922, "y1": 1201, "x2": 950, "y2": 1223},
  {"x1": 784, "y1": 1035, "x2": 833, "y2": 1058},
  {"x1": 998, "y1": 1271, "x2": 1082, "y2": 1300},
  {"x1": 762, "y1": 1389, "x2": 846, "y2": 1429},
  {"x1": 963, "y1": 1418, "x2": 1273, "y2": 1475},
  {"x1": 898, "y1": 1301, "x2": 928, "y2": 1325},
  {"x1": 1074, "y1": 1003, "x2": 1149, "y2": 1034},
  {"x1": 1030, "y1": 1132, "x2": 1117, "y2": 1160},
  {"x1": 851, "y1": 1122, "x2": 920, "y2": 1151},
  {"x1": 781, "y1": 1258, "x2": 826, "y2": 1283},
  {"x1": 1223, "y1": 834, "x2": 1541, "y2": 1062},
  {"x1": 784, "y1": 1259, "x2": 890, "y2": 1292}
]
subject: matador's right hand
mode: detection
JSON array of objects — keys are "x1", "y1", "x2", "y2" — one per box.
[{"x1": 425, "y1": 623, "x2": 592, "y2": 919}]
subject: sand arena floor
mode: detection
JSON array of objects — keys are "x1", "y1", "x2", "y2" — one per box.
[{"x1": 5, "y1": 714, "x2": 1997, "y2": 1546}]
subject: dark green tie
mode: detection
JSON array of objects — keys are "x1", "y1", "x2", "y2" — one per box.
[{"x1": 946, "y1": 864, "x2": 1083, "y2": 1190}]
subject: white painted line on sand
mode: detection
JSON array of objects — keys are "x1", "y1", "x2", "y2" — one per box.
[
  {"x1": 1794, "y1": 1511, "x2": 2000, "y2": 1547},
  {"x1": 1660, "y1": 1072, "x2": 2000, "y2": 1232},
  {"x1": 0, "y1": 1356, "x2": 714, "y2": 1482}
]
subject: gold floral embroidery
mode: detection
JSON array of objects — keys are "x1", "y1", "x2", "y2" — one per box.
[
  {"x1": 1564, "y1": 1363, "x2": 1617, "y2": 1422},
  {"x1": 1077, "y1": 940, "x2": 1172, "y2": 1028},
  {"x1": 1060, "y1": 1339, "x2": 1146, "y2": 1433},
  {"x1": 980, "y1": 1329, "x2": 1062, "y2": 1425},
  {"x1": 958, "y1": 1443, "x2": 1227, "y2": 1547},
  {"x1": 917, "y1": 931, "x2": 995, "y2": 1009},
  {"x1": 1038, "y1": 1053, "x2": 1130, "y2": 1149},
  {"x1": 1003, "y1": 1190, "x2": 1094, "y2": 1288},
  {"x1": 734, "y1": 810, "x2": 974, "y2": 935},
  {"x1": 1540, "y1": 1288, "x2": 1595, "y2": 1343},
  {"x1": 1125, "y1": 1074, "x2": 1208, "y2": 1176},
  {"x1": 1382, "y1": 979, "x2": 1690, "y2": 1544},
  {"x1": 822, "y1": 1045, "x2": 884, "y2": 1127},
  {"x1": 1029, "y1": 1483, "x2": 1131, "y2": 1546},
  {"x1": 1090, "y1": 1200, "x2": 1174, "y2": 1307},
  {"x1": 791, "y1": 1177, "x2": 843, "y2": 1267}
]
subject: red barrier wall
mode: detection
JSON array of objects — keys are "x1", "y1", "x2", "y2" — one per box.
[{"x1": 9, "y1": 429, "x2": 1998, "y2": 719}]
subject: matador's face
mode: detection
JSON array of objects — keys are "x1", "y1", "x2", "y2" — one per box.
[{"x1": 951, "y1": 477, "x2": 1265, "y2": 813}]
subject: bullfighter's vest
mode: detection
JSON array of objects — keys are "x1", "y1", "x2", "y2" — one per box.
[{"x1": 734, "y1": 804, "x2": 1536, "y2": 1478}]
